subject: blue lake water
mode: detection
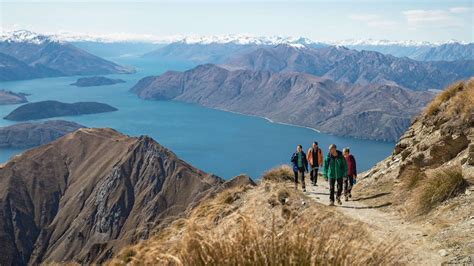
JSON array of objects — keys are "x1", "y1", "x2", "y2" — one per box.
[{"x1": 0, "y1": 57, "x2": 395, "y2": 179}]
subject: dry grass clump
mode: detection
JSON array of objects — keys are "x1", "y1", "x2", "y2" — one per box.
[
  {"x1": 399, "y1": 165, "x2": 426, "y2": 191},
  {"x1": 262, "y1": 165, "x2": 294, "y2": 182},
  {"x1": 425, "y1": 79, "x2": 474, "y2": 118},
  {"x1": 415, "y1": 166, "x2": 468, "y2": 214},
  {"x1": 111, "y1": 182, "x2": 399, "y2": 266}
]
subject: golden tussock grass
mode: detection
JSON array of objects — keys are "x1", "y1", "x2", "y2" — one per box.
[
  {"x1": 425, "y1": 78, "x2": 474, "y2": 119},
  {"x1": 415, "y1": 165, "x2": 468, "y2": 214},
  {"x1": 262, "y1": 165, "x2": 294, "y2": 182},
  {"x1": 110, "y1": 168, "x2": 400, "y2": 265}
]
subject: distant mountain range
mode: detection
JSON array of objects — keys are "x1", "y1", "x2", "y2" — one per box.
[
  {"x1": 131, "y1": 64, "x2": 434, "y2": 141},
  {"x1": 225, "y1": 45, "x2": 474, "y2": 91},
  {"x1": 340, "y1": 41, "x2": 474, "y2": 62},
  {"x1": 0, "y1": 30, "x2": 135, "y2": 81},
  {"x1": 4, "y1": 30, "x2": 470, "y2": 62}
]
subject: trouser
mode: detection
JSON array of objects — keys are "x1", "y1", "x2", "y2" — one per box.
[
  {"x1": 310, "y1": 166, "x2": 319, "y2": 184},
  {"x1": 293, "y1": 167, "x2": 306, "y2": 189},
  {"x1": 343, "y1": 175, "x2": 355, "y2": 196},
  {"x1": 329, "y1": 178, "x2": 343, "y2": 202}
]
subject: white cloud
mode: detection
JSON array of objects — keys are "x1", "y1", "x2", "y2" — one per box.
[
  {"x1": 348, "y1": 14, "x2": 397, "y2": 30},
  {"x1": 449, "y1": 6, "x2": 472, "y2": 13},
  {"x1": 402, "y1": 7, "x2": 468, "y2": 28},
  {"x1": 348, "y1": 14, "x2": 380, "y2": 22}
]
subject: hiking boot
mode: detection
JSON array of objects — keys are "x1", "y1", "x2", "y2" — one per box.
[
  {"x1": 336, "y1": 197, "x2": 342, "y2": 205},
  {"x1": 349, "y1": 193, "x2": 352, "y2": 198},
  {"x1": 345, "y1": 196, "x2": 349, "y2": 201},
  {"x1": 314, "y1": 183, "x2": 318, "y2": 187},
  {"x1": 303, "y1": 188, "x2": 306, "y2": 192},
  {"x1": 329, "y1": 201, "x2": 335, "y2": 206}
]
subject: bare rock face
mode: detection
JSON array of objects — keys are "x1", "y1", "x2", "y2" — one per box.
[{"x1": 0, "y1": 128, "x2": 225, "y2": 265}]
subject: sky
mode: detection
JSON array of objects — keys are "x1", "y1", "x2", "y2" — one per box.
[{"x1": 0, "y1": 0, "x2": 473, "y2": 42}]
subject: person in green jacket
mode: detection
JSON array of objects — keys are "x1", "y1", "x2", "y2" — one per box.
[{"x1": 323, "y1": 144, "x2": 348, "y2": 206}]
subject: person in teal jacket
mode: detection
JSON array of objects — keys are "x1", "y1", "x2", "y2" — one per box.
[{"x1": 323, "y1": 144, "x2": 348, "y2": 206}]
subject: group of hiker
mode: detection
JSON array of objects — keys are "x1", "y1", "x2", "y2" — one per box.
[{"x1": 290, "y1": 142, "x2": 357, "y2": 206}]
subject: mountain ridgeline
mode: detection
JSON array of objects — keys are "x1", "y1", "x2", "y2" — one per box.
[
  {"x1": 0, "y1": 128, "x2": 255, "y2": 265},
  {"x1": 224, "y1": 45, "x2": 473, "y2": 91},
  {"x1": 0, "y1": 30, "x2": 134, "y2": 81},
  {"x1": 131, "y1": 63, "x2": 434, "y2": 141}
]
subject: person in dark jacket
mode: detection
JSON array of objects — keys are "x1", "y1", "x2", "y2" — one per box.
[
  {"x1": 291, "y1": 144, "x2": 309, "y2": 192},
  {"x1": 323, "y1": 144, "x2": 348, "y2": 206},
  {"x1": 343, "y1": 147, "x2": 357, "y2": 201},
  {"x1": 307, "y1": 141, "x2": 323, "y2": 186}
]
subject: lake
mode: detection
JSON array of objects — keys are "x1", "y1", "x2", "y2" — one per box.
[{"x1": 0, "y1": 57, "x2": 395, "y2": 179}]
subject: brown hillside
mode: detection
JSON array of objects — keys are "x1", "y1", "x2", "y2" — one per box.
[
  {"x1": 0, "y1": 128, "x2": 236, "y2": 265},
  {"x1": 355, "y1": 78, "x2": 474, "y2": 263}
]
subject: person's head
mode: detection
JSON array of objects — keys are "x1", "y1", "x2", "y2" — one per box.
[
  {"x1": 329, "y1": 144, "x2": 337, "y2": 156},
  {"x1": 312, "y1": 141, "x2": 318, "y2": 149},
  {"x1": 343, "y1": 147, "x2": 350, "y2": 156},
  {"x1": 296, "y1": 144, "x2": 303, "y2": 152}
]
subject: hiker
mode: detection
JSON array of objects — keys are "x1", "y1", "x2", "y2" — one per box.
[
  {"x1": 291, "y1": 144, "x2": 309, "y2": 192},
  {"x1": 343, "y1": 147, "x2": 357, "y2": 201},
  {"x1": 323, "y1": 144, "x2": 348, "y2": 206},
  {"x1": 307, "y1": 141, "x2": 323, "y2": 186}
]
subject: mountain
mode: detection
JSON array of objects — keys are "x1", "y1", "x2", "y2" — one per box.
[
  {"x1": 0, "y1": 30, "x2": 134, "y2": 81},
  {"x1": 355, "y1": 79, "x2": 474, "y2": 262},
  {"x1": 143, "y1": 42, "x2": 259, "y2": 64},
  {"x1": 72, "y1": 41, "x2": 163, "y2": 58},
  {"x1": 0, "y1": 52, "x2": 62, "y2": 81},
  {"x1": 0, "y1": 89, "x2": 28, "y2": 105},
  {"x1": 71, "y1": 76, "x2": 126, "y2": 87},
  {"x1": 131, "y1": 64, "x2": 434, "y2": 141},
  {"x1": 4, "y1": 100, "x2": 118, "y2": 121},
  {"x1": 339, "y1": 40, "x2": 474, "y2": 61},
  {"x1": 226, "y1": 45, "x2": 474, "y2": 91},
  {"x1": 0, "y1": 120, "x2": 85, "y2": 148},
  {"x1": 0, "y1": 128, "x2": 246, "y2": 265},
  {"x1": 142, "y1": 35, "x2": 325, "y2": 64}
]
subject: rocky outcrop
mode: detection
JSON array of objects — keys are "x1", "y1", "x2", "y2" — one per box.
[
  {"x1": 4, "y1": 100, "x2": 118, "y2": 121},
  {"x1": 0, "y1": 128, "x2": 239, "y2": 265},
  {"x1": 0, "y1": 120, "x2": 85, "y2": 148},
  {"x1": 356, "y1": 79, "x2": 473, "y2": 262},
  {"x1": 70, "y1": 76, "x2": 125, "y2": 87},
  {"x1": 362, "y1": 79, "x2": 474, "y2": 183},
  {"x1": 131, "y1": 64, "x2": 434, "y2": 141},
  {"x1": 0, "y1": 89, "x2": 28, "y2": 105},
  {"x1": 226, "y1": 45, "x2": 474, "y2": 91}
]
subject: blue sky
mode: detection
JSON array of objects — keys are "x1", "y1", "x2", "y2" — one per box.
[{"x1": 1, "y1": 0, "x2": 473, "y2": 42}]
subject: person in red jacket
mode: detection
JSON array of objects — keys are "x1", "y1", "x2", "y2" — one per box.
[
  {"x1": 307, "y1": 141, "x2": 323, "y2": 186},
  {"x1": 343, "y1": 147, "x2": 357, "y2": 201}
]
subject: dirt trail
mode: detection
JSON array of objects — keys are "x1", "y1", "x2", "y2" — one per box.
[{"x1": 303, "y1": 179, "x2": 443, "y2": 265}]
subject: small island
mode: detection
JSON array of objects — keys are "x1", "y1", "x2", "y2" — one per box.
[
  {"x1": 0, "y1": 120, "x2": 85, "y2": 148},
  {"x1": 70, "y1": 76, "x2": 126, "y2": 87},
  {"x1": 4, "y1": 100, "x2": 118, "y2": 121},
  {"x1": 0, "y1": 90, "x2": 28, "y2": 105}
]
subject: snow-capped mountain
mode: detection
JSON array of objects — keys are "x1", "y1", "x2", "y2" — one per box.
[
  {"x1": 329, "y1": 39, "x2": 469, "y2": 47},
  {"x1": 1, "y1": 30, "x2": 472, "y2": 61},
  {"x1": 0, "y1": 30, "x2": 134, "y2": 81},
  {"x1": 0, "y1": 30, "x2": 56, "y2": 44}
]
